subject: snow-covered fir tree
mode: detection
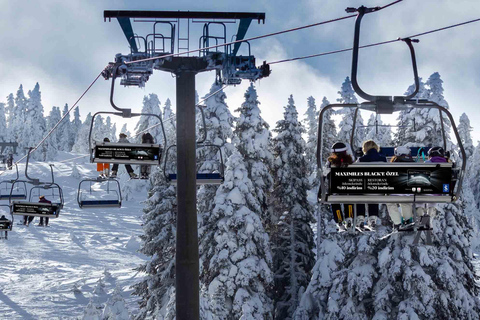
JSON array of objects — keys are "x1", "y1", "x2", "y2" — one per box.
[
  {"x1": 317, "y1": 96, "x2": 336, "y2": 167},
  {"x1": 271, "y1": 95, "x2": 315, "y2": 320},
  {"x1": 336, "y1": 77, "x2": 364, "y2": 150},
  {"x1": 394, "y1": 77, "x2": 429, "y2": 145},
  {"x1": 303, "y1": 96, "x2": 318, "y2": 177},
  {"x1": 45, "y1": 106, "x2": 61, "y2": 160},
  {"x1": 162, "y1": 98, "x2": 176, "y2": 145},
  {"x1": 24, "y1": 83, "x2": 47, "y2": 160},
  {"x1": 92, "y1": 115, "x2": 109, "y2": 143},
  {"x1": 119, "y1": 124, "x2": 131, "y2": 139},
  {"x1": 72, "y1": 112, "x2": 93, "y2": 154},
  {"x1": 5, "y1": 93, "x2": 15, "y2": 146},
  {"x1": 13, "y1": 85, "x2": 28, "y2": 152},
  {"x1": 133, "y1": 168, "x2": 177, "y2": 320},
  {"x1": 458, "y1": 113, "x2": 474, "y2": 161},
  {"x1": 233, "y1": 83, "x2": 274, "y2": 223},
  {"x1": 82, "y1": 298, "x2": 102, "y2": 320},
  {"x1": 365, "y1": 114, "x2": 393, "y2": 147},
  {"x1": 102, "y1": 286, "x2": 130, "y2": 320},
  {"x1": 135, "y1": 93, "x2": 163, "y2": 143},
  {"x1": 72, "y1": 106, "x2": 82, "y2": 136},
  {"x1": 200, "y1": 150, "x2": 274, "y2": 319},
  {"x1": 0, "y1": 103, "x2": 8, "y2": 144},
  {"x1": 295, "y1": 203, "x2": 480, "y2": 319},
  {"x1": 58, "y1": 104, "x2": 74, "y2": 152},
  {"x1": 468, "y1": 142, "x2": 480, "y2": 210}
]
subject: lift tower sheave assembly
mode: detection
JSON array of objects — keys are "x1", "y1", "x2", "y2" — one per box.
[{"x1": 104, "y1": 10, "x2": 269, "y2": 320}]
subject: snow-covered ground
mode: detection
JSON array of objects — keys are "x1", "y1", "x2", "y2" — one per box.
[{"x1": 0, "y1": 152, "x2": 149, "y2": 319}]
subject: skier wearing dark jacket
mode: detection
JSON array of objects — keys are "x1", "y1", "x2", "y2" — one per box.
[
  {"x1": 356, "y1": 140, "x2": 387, "y2": 229},
  {"x1": 140, "y1": 133, "x2": 155, "y2": 179},
  {"x1": 38, "y1": 195, "x2": 52, "y2": 227},
  {"x1": 111, "y1": 133, "x2": 137, "y2": 179},
  {"x1": 326, "y1": 142, "x2": 356, "y2": 229}
]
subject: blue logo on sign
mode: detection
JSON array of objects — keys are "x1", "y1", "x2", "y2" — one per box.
[
  {"x1": 154, "y1": 155, "x2": 158, "y2": 160},
  {"x1": 443, "y1": 184, "x2": 450, "y2": 192}
]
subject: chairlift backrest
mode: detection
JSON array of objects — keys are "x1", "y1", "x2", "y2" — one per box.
[{"x1": 77, "y1": 177, "x2": 122, "y2": 208}]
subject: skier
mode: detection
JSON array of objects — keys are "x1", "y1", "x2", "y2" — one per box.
[
  {"x1": 38, "y1": 195, "x2": 52, "y2": 227},
  {"x1": 110, "y1": 133, "x2": 138, "y2": 179},
  {"x1": 6, "y1": 153, "x2": 13, "y2": 170},
  {"x1": 356, "y1": 140, "x2": 387, "y2": 229},
  {"x1": 0, "y1": 214, "x2": 10, "y2": 239},
  {"x1": 326, "y1": 142, "x2": 355, "y2": 230},
  {"x1": 386, "y1": 146, "x2": 415, "y2": 230},
  {"x1": 140, "y1": 132, "x2": 155, "y2": 179},
  {"x1": 97, "y1": 138, "x2": 111, "y2": 178},
  {"x1": 419, "y1": 146, "x2": 448, "y2": 217}
]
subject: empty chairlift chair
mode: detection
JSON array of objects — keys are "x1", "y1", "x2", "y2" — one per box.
[
  {"x1": 0, "y1": 164, "x2": 27, "y2": 200},
  {"x1": 77, "y1": 177, "x2": 122, "y2": 208},
  {"x1": 163, "y1": 144, "x2": 225, "y2": 185}
]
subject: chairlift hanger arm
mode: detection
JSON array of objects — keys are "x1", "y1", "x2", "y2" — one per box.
[{"x1": 349, "y1": 5, "x2": 420, "y2": 102}]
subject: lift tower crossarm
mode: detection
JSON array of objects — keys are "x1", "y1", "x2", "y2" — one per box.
[{"x1": 104, "y1": 10, "x2": 265, "y2": 23}]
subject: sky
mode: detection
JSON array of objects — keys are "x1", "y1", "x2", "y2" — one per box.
[{"x1": 0, "y1": 0, "x2": 479, "y2": 144}]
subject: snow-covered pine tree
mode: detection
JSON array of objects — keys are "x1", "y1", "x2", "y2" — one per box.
[
  {"x1": 82, "y1": 298, "x2": 102, "y2": 320},
  {"x1": 24, "y1": 83, "x2": 47, "y2": 161},
  {"x1": 0, "y1": 103, "x2": 8, "y2": 144},
  {"x1": 135, "y1": 94, "x2": 163, "y2": 143},
  {"x1": 5, "y1": 93, "x2": 15, "y2": 147},
  {"x1": 271, "y1": 95, "x2": 315, "y2": 320},
  {"x1": 295, "y1": 202, "x2": 480, "y2": 319},
  {"x1": 72, "y1": 112, "x2": 93, "y2": 154},
  {"x1": 394, "y1": 77, "x2": 429, "y2": 145},
  {"x1": 336, "y1": 77, "x2": 364, "y2": 150},
  {"x1": 233, "y1": 83, "x2": 274, "y2": 223},
  {"x1": 92, "y1": 115, "x2": 109, "y2": 143},
  {"x1": 13, "y1": 85, "x2": 28, "y2": 152},
  {"x1": 458, "y1": 113, "x2": 474, "y2": 161},
  {"x1": 365, "y1": 114, "x2": 393, "y2": 147},
  {"x1": 317, "y1": 96, "x2": 336, "y2": 167},
  {"x1": 468, "y1": 142, "x2": 480, "y2": 210},
  {"x1": 200, "y1": 150, "x2": 274, "y2": 319},
  {"x1": 119, "y1": 124, "x2": 131, "y2": 139},
  {"x1": 303, "y1": 96, "x2": 318, "y2": 177},
  {"x1": 72, "y1": 106, "x2": 82, "y2": 137},
  {"x1": 133, "y1": 167, "x2": 177, "y2": 320},
  {"x1": 111, "y1": 123, "x2": 117, "y2": 143},
  {"x1": 58, "y1": 104, "x2": 74, "y2": 152},
  {"x1": 45, "y1": 106, "x2": 61, "y2": 161},
  {"x1": 163, "y1": 98, "x2": 176, "y2": 145},
  {"x1": 102, "y1": 286, "x2": 130, "y2": 320}
]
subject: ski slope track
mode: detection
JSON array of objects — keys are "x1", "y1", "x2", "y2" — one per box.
[{"x1": 0, "y1": 152, "x2": 149, "y2": 319}]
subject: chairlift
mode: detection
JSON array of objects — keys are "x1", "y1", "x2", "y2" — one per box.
[
  {"x1": 0, "y1": 164, "x2": 27, "y2": 200},
  {"x1": 10, "y1": 149, "x2": 64, "y2": 219},
  {"x1": 317, "y1": 6, "x2": 467, "y2": 243},
  {"x1": 77, "y1": 177, "x2": 122, "y2": 208},
  {"x1": 163, "y1": 104, "x2": 224, "y2": 185},
  {"x1": 89, "y1": 69, "x2": 167, "y2": 167}
]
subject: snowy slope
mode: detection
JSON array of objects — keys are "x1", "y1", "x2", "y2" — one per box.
[{"x1": 0, "y1": 152, "x2": 149, "y2": 319}]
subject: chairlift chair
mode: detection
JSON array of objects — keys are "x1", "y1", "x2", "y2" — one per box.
[
  {"x1": 0, "y1": 164, "x2": 27, "y2": 200},
  {"x1": 77, "y1": 177, "x2": 122, "y2": 208},
  {"x1": 317, "y1": 6, "x2": 467, "y2": 243},
  {"x1": 10, "y1": 150, "x2": 64, "y2": 219},
  {"x1": 89, "y1": 69, "x2": 167, "y2": 167}
]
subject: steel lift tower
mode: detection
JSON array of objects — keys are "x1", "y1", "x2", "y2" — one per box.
[{"x1": 103, "y1": 10, "x2": 270, "y2": 319}]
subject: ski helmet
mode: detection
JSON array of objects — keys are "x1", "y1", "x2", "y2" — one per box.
[{"x1": 331, "y1": 142, "x2": 348, "y2": 153}]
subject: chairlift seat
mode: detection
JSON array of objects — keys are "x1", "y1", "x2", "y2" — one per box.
[
  {"x1": 79, "y1": 200, "x2": 122, "y2": 208},
  {"x1": 92, "y1": 142, "x2": 162, "y2": 165},
  {"x1": 0, "y1": 194, "x2": 26, "y2": 200},
  {"x1": 168, "y1": 173, "x2": 224, "y2": 185},
  {"x1": 11, "y1": 201, "x2": 61, "y2": 218}
]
